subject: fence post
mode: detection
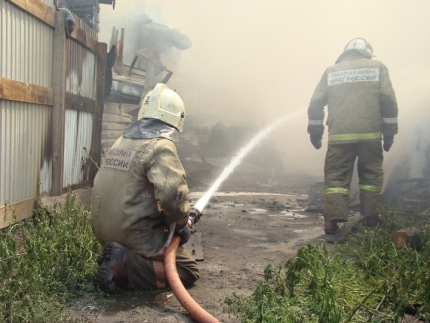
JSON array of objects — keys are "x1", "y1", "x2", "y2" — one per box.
[
  {"x1": 52, "y1": 11, "x2": 67, "y2": 196},
  {"x1": 91, "y1": 42, "x2": 107, "y2": 181}
]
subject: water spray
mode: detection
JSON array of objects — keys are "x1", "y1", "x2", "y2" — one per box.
[
  {"x1": 193, "y1": 114, "x2": 293, "y2": 213},
  {"x1": 165, "y1": 114, "x2": 295, "y2": 323},
  {"x1": 165, "y1": 114, "x2": 294, "y2": 246}
]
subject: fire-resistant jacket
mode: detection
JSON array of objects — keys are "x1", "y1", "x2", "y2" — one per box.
[
  {"x1": 88, "y1": 124, "x2": 190, "y2": 258},
  {"x1": 307, "y1": 51, "x2": 398, "y2": 144}
]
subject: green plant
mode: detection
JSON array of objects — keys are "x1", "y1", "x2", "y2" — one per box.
[
  {"x1": 226, "y1": 210, "x2": 430, "y2": 323},
  {"x1": 0, "y1": 188, "x2": 104, "y2": 322}
]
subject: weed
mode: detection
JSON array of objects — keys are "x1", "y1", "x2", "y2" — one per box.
[
  {"x1": 226, "y1": 210, "x2": 430, "y2": 323},
  {"x1": 0, "y1": 188, "x2": 105, "y2": 323}
]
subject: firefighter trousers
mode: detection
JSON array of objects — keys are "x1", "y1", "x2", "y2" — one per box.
[
  {"x1": 324, "y1": 141, "x2": 383, "y2": 222},
  {"x1": 126, "y1": 245, "x2": 200, "y2": 290}
]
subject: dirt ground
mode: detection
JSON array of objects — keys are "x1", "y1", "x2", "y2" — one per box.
[{"x1": 69, "y1": 173, "x2": 342, "y2": 323}]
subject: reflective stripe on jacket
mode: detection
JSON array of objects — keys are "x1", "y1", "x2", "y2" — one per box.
[{"x1": 307, "y1": 53, "x2": 398, "y2": 144}]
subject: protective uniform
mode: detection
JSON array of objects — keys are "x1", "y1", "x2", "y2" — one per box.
[
  {"x1": 89, "y1": 84, "x2": 199, "y2": 291},
  {"x1": 307, "y1": 38, "x2": 398, "y2": 231}
]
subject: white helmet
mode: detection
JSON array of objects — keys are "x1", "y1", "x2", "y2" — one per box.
[
  {"x1": 344, "y1": 38, "x2": 373, "y2": 54},
  {"x1": 137, "y1": 83, "x2": 186, "y2": 132}
]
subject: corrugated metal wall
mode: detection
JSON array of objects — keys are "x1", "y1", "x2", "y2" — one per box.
[
  {"x1": 1, "y1": 0, "x2": 101, "y2": 209},
  {"x1": 70, "y1": 11, "x2": 98, "y2": 40},
  {"x1": 66, "y1": 40, "x2": 97, "y2": 99},
  {"x1": 63, "y1": 110, "x2": 93, "y2": 186},
  {"x1": 64, "y1": 39, "x2": 97, "y2": 184},
  {"x1": 0, "y1": 0, "x2": 54, "y2": 205},
  {"x1": 63, "y1": 8, "x2": 99, "y2": 185},
  {"x1": 0, "y1": 0, "x2": 53, "y2": 85},
  {"x1": 0, "y1": 102, "x2": 52, "y2": 206}
]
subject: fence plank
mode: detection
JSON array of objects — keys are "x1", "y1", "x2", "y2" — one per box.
[
  {"x1": 70, "y1": 26, "x2": 98, "y2": 53},
  {"x1": 0, "y1": 78, "x2": 53, "y2": 105},
  {"x1": 0, "y1": 197, "x2": 36, "y2": 229},
  {"x1": 65, "y1": 92, "x2": 95, "y2": 113},
  {"x1": 6, "y1": 0, "x2": 55, "y2": 27}
]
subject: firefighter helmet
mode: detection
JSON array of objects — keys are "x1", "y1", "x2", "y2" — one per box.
[
  {"x1": 137, "y1": 83, "x2": 186, "y2": 132},
  {"x1": 344, "y1": 38, "x2": 373, "y2": 54}
]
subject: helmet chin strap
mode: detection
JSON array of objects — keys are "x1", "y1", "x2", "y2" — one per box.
[
  {"x1": 335, "y1": 47, "x2": 374, "y2": 64},
  {"x1": 164, "y1": 222, "x2": 176, "y2": 248},
  {"x1": 123, "y1": 118, "x2": 180, "y2": 142}
]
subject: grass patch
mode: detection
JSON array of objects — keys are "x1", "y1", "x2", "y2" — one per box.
[
  {"x1": 225, "y1": 210, "x2": 430, "y2": 322},
  {"x1": 0, "y1": 189, "x2": 106, "y2": 323}
]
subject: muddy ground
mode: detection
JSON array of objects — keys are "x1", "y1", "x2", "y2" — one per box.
[{"x1": 70, "y1": 163, "x2": 336, "y2": 322}]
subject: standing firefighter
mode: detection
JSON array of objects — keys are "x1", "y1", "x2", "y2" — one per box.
[
  {"x1": 88, "y1": 83, "x2": 199, "y2": 293},
  {"x1": 307, "y1": 38, "x2": 398, "y2": 234}
]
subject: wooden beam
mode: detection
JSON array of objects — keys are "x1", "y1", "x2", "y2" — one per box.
[
  {"x1": 90, "y1": 41, "x2": 107, "y2": 181},
  {"x1": 6, "y1": 0, "x2": 55, "y2": 27},
  {"x1": 128, "y1": 55, "x2": 138, "y2": 76},
  {"x1": 121, "y1": 103, "x2": 140, "y2": 114},
  {"x1": 109, "y1": 26, "x2": 116, "y2": 48},
  {"x1": 51, "y1": 11, "x2": 67, "y2": 196},
  {"x1": 0, "y1": 197, "x2": 36, "y2": 229},
  {"x1": 393, "y1": 227, "x2": 422, "y2": 250},
  {"x1": 0, "y1": 78, "x2": 53, "y2": 105},
  {"x1": 102, "y1": 113, "x2": 132, "y2": 123},
  {"x1": 65, "y1": 92, "x2": 95, "y2": 113},
  {"x1": 70, "y1": 26, "x2": 98, "y2": 53},
  {"x1": 119, "y1": 28, "x2": 125, "y2": 62}
]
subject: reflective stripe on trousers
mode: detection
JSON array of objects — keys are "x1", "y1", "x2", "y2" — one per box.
[
  {"x1": 359, "y1": 184, "x2": 382, "y2": 192},
  {"x1": 324, "y1": 187, "x2": 350, "y2": 196}
]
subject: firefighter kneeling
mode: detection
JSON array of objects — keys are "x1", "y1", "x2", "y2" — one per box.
[{"x1": 88, "y1": 84, "x2": 199, "y2": 293}]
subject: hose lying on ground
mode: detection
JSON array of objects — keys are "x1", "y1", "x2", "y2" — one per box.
[{"x1": 165, "y1": 235, "x2": 220, "y2": 323}]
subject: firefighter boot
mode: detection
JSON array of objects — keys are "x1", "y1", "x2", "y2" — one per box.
[
  {"x1": 363, "y1": 214, "x2": 382, "y2": 227},
  {"x1": 324, "y1": 220, "x2": 339, "y2": 235},
  {"x1": 93, "y1": 242, "x2": 128, "y2": 294}
]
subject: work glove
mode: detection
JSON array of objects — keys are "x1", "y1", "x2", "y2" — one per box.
[
  {"x1": 383, "y1": 135, "x2": 394, "y2": 152},
  {"x1": 310, "y1": 134, "x2": 322, "y2": 150},
  {"x1": 175, "y1": 223, "x2": 191, "y2": 245}
]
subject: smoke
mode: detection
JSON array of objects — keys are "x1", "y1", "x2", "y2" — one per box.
[
  {"x1": 99, "y1": 0, "x2": 430, "y2": 178},
  {"x1": 382, "y1": 62, "x2": 430, "y2": 185}
]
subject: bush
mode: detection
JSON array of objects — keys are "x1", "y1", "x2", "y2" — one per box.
[
  {"x1": 0, "y1": 189, "x2": 102, "y2": 322},
  {"x1": 226, "y1": 210, "x2": 430, "y2": 323}
]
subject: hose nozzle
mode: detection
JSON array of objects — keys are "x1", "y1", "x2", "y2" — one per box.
[{"x1": 188, "y1": 207, "x2": 203, "y2": 225}]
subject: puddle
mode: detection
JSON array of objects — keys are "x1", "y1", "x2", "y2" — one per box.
[
  {"x1": 266, "y1": 211, "x2": 308, "y2": 218},
  {"x1": 250, "y1": 208, "x2": 267, "y2": 214},
  {"x1": 102, "y1": 292, "x2": 172, "y2": 316},
  {"x1": 189, "y1": 191, "x2": 308, "y2": 204},
  {"x1": 281, "y1": 211, "x2": 307, "y2": 218}
]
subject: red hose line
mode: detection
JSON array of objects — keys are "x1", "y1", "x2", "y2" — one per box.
[{"x1": 165, "y1": 235, "x2": 220, "y2": 323}]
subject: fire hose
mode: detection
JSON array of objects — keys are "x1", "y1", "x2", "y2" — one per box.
[{"x1": 164, "y1": 234, "x2": 220, "y2": 323}]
